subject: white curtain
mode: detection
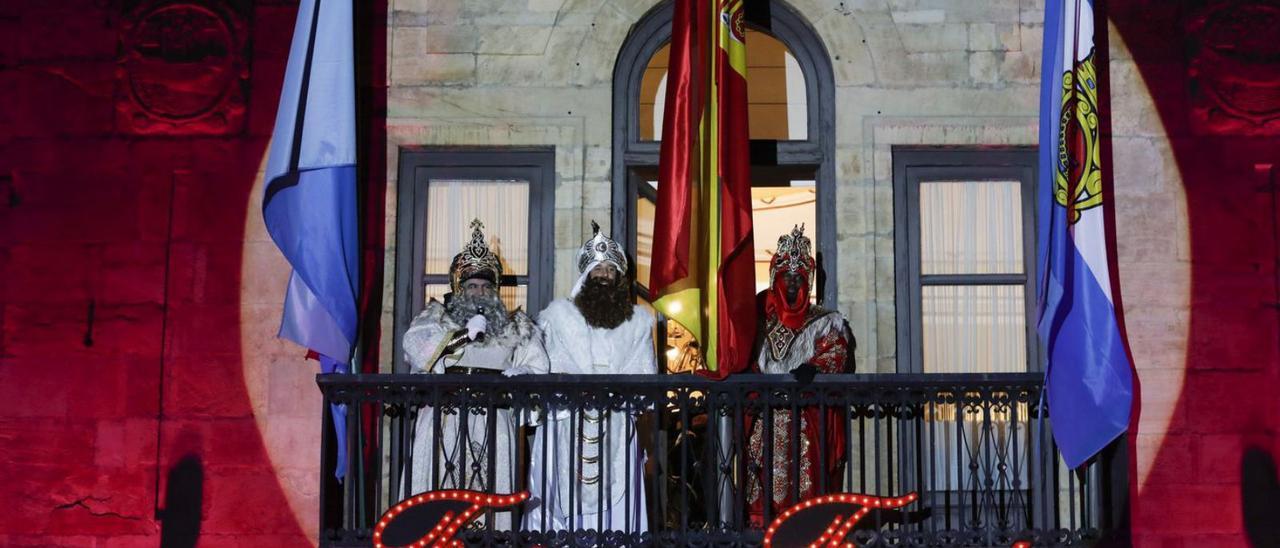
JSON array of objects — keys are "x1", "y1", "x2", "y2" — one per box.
[
  {"x1": 918, "y1": 181, "x2": 1025, "y2": 374},
  {"x1": 424, "y1": 179, "x2": 530, "y2": 309},
  {"x1": 917, "y1": 181, "x2": 1030, "y2": 496},
  {"x1": 424, "y1": 179, "x2": 530, "y2": 275}
]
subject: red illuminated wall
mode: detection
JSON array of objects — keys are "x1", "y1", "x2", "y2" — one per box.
[
  {"x1": 0, "y1": 1, "x2": 314, "y2": 545},
  {"x1": 1, "y1": 0, "x2": 1277, "y2": 546},
  {"x1": 1109, "y1": 1, "x2": 1280, "y2": 545}
]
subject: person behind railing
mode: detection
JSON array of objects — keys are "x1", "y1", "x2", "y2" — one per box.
[
  {"x1": 523, "y1": 221, "x2": 654, "y2": 535},
  {"x1": 401, "y1": 219, "x2": 550, "y2": 530},
  {"x1": 746, "y1": 224, "x2": 856, "y2": 528}
]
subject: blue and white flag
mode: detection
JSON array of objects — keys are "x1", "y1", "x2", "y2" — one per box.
[
  {"x1": 1037, "y1": 0, "x2": 1134, "y2": 469},
  {"x1": 263, "y1": 0, "x2": 358, "y2": 478}
]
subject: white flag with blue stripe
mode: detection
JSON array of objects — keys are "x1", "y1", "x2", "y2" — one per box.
[
  {"x1": 263, "y1": 0, "x2": 357, "y2": 478},
  {"x1": 1037, "y1": 0, "x2": 1135, "y2": 469}
]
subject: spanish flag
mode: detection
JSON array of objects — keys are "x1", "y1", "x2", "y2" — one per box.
[{"x1": 652, "y1": 0, "x2": 755, "y2": 378}]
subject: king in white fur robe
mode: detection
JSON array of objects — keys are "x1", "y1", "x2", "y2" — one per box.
[
  {"x1": 402, "y1": 300, "x2": 549, "y2": 530},
  {"x1": 522, "y1": 298, "x2": 655, "y2": 534}
]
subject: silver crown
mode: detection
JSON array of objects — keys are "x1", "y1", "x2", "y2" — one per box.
[
  {"x1": 770, "y1": 224, "x2": 815, "y2": 284},
  {"x1": 577, "y1": 220, "x2": 628, "y2": 274},
  {"x1": 449, "y1": 219, "x2": 503, "y2": 293}
]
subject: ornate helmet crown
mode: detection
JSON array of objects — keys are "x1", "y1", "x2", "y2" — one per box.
[
  {"x1": 769, "y1": 224, "x2": 815, "y2": 285},
  {"x1": 449, "y1": 219, "x2": 503, "y2": 293},
  {"x1": 577, "y1": 220, "x2": 628, "y2": 274}
]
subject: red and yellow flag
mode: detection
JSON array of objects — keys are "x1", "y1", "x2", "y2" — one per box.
[{"x1": 653, "y1": 0, "x2": 755, "y2": 378}]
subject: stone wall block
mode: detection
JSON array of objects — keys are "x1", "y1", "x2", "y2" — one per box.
[
  {"x1": 392, "y1": 25, "x2": 478, "y2": 55},
  {"x1": 970, "y1": 51, "x2": 999, "y2": 84},
  {"x1": 968, "y1": 22, "x2": 1021, "y2": 51},
  {"x1": 93, "y1": 418, "x2": 157, "y2": 469},
  {"x1": 898, "y1": 23, "x2": 968, "y2": 53},
  {"x1": 890, "y1": 10, "x2": 945, "y2": 25},
  {"x1": 813, "y1": 14, "x2": 877, "y2": 86},
  {"x1": 203, "y1": 471, "x2": 307, "y2": 535},
  {"x1": 944, "y1": 1, "x2": 1020, "y2": 23},
  {"x1": 879, "y1": 51, "x2": 972, "y2": 85},
  {"x1": 1019, "y1": 0, "x2": 1045, "y2": 24},
  {"x1": 15, "y1": 5, "x2": 116, "y2": 62},
  {"x1": 996, "y1": 50, "x2": 1039, "y2": 84},
  {"x1": 477, "y1": 26, "x2": 554, "y2": 55},
  {"x1": 391, "y1": 53, "x2": 476, "y2": 86}
]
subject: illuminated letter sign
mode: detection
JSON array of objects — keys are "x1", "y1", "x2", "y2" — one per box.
[
  {"x1": 763, "y1": 492, "x2": 1031, "y2": 547},
  {"x1": 372, "y1": 490, "x2": 528, "y2": 548}
]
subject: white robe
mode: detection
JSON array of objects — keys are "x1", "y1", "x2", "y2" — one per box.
[
  {"x1": 402, "y1": 300, "x2": 549, "y2": 529},
  {"x1": 524, "y1": 299, "x2": 655, "y2": 534}
]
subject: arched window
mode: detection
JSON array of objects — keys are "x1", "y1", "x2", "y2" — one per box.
[{"x1": 611, "y1": 0, "x2": 835, "y2": 371}]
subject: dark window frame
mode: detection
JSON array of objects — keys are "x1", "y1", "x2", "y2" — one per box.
[
  {"x1": 892, "y1": 147, "x2": 1041, "y2": 374},
  {"x1": 392, "y1": 147, "x2": 556, "y2": 373},
  {"x1": 611, "y1": 0, "x2": 838, "y2": 304}
]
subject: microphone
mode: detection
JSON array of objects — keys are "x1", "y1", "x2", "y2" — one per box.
[{"x1": 472, "y1": 306, "x2": 487, "y2": 343}]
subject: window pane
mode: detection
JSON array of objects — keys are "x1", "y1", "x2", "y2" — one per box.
[
  {"x1": 919, "y1": 181, "x2": 1023, "y2": 275},
  {"x1": 638, "y1": 30, "x2": 808, "y2": 141},
  {"x1": 746, "y1": 29, "x2": 808, "y2": 140},
  {"x1": 921, "y1": 285, "x2": 1026, "y2": 373},
  {"x1": 753, "y1": 184, "x2": 816, "y2": 294},
  {"x1": 638, "y1": 44, "x2": 669, "y2": 142},
  {"x1": 424, "y1": 179, "x2": 529, "y2": 276},
  {"x1": 424, "y1": 283, "x2": 528, "y2": 313},
  {"x1": 636, "y1": 195, "x2": 655, "y2": 289}
]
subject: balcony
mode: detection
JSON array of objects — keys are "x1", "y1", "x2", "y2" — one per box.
[{"x1": 316, "y1": 373, "x2": 1121, "y2": 547}]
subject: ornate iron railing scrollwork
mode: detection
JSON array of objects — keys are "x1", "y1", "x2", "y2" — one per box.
[{"x1": 318, "y1": 373, "x2": 1106, "y2": 547}]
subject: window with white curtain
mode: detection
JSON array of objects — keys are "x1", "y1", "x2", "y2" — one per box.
[
  {"x1": 892, "y1": 148, "x2": 1039, "y2": 508},
  {"x1": 392, "y1": 148, "x2": 555, "y2": 374},
  {"x1": 893, "y1": 148, "x2": 1039, "y2": 375},
  {"x1": 918, "y1": 181, "x2": 1027, "y2": 374}
]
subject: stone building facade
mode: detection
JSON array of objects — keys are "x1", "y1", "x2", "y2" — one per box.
[
  {"x1": 382, "y1": 0, "x2": 1062, "y2": 371},
  {"x1": 380, "y1": 0, "x2": 1186, "y2": 395},
  {"x1": 377, "y1": 0, "x2": 1214, "y2": 545}
]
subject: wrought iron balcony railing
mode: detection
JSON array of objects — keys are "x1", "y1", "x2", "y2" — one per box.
[{"x1": 317, "y1": 373, "x2": 1117, "y2": 547}]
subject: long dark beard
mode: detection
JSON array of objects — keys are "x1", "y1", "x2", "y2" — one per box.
[
  {"x1": 574, "y1": 279, "x2": 634, "y2": 330},
  {"x1": 446, "y1": 291, "x2": 510, "y2": 333}
]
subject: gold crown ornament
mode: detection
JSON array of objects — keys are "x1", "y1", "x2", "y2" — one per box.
[{"x1": 449, "y1": 219, "x2": 503, "y2": 293}]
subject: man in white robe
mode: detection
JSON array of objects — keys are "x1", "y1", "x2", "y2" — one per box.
[
  {"x1": 402, "y1": 220, "x2": 549, "y2": 529},
  {"x1": 524, "y1": 221, "x2": 655, "y2": 535}
]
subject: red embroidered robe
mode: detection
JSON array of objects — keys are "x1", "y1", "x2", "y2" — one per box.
[{"x1": 745, "y1": 305, "x2": 854, "y2": 527}]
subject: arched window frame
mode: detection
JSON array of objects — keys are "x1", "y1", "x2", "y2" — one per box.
[{"x1": 611, "y1": 0, "x2": 838, "y2": 304}]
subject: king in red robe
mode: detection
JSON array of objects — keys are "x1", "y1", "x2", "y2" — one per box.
[{"x1": 746, "y1": 224, "x2": 856, "y2": 527}]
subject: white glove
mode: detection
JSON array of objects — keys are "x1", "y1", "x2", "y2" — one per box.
[
  {"x1": 502, "y1": 366, "x2": 528, "y2": 378},
  {"x1": 465, "y1": 314, "x2": 487, "y2": 340}
]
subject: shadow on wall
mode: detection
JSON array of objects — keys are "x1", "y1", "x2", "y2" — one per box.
[
  {"x1": 1243, "y1": 447, "x2": 1280, "y2": 546},
  {"x1": 159, "y1": 455, "x2": 203, "y2": 548}
]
